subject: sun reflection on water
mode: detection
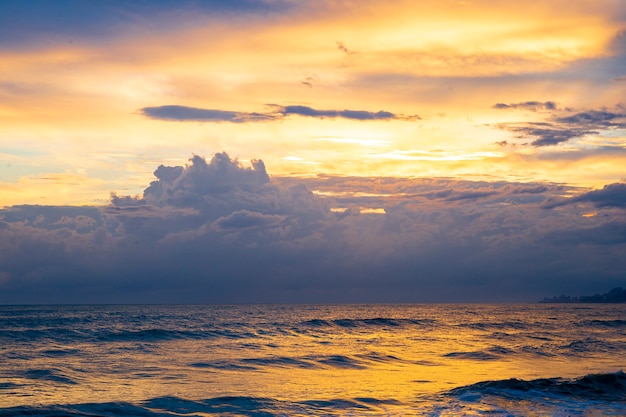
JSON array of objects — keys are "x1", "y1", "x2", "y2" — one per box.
[{"x1": 1, "y1": 304, "x2": 624, "y2": 415}]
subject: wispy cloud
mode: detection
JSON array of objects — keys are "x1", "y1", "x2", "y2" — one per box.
[
  {"x1": 502, "y1": 124, "x2": 597, "y2": 147},
  {"x1": 140, "y1": 105, "x2": 276, "y2": 123},
  {"x1": 276, "y1": 105, "x2": 408, "y2": 120},
  {"x1": 140, "y1": 104, "x2": 419, "y2": 123},
  {"x1": 336, "y1": 41, "x2": 356, "y2": 56},
  {"x1": 493, "y1": 101, "x2": 557, "y2": 111},
  {"x1": 495, "y1": 106, "x2": 626, "y2": 147}
]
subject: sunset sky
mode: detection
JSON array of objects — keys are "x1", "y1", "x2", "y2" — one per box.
[{"x1": 1, "y1": 1, "x2": 625, "y2": 303}]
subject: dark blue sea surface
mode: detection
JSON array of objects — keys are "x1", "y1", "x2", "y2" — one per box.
[{"x1": 0, "y1": 304, "x2": 625, "y2": 416}]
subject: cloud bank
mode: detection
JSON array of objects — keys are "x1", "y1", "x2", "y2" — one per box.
[{"x1": 1, "y1": 153, "x2": 625, "y2": 304}]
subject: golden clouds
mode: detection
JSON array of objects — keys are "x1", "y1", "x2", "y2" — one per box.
[
  {"x1": 0, "y1": 1, "x2": 625, "y2": 205},
  {"x1": 263, "y1": 0, "x2": 619, "y2": 77}
]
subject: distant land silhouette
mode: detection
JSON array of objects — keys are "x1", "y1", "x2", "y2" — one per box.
[{"x1": 540, "y1": 287, "x2": 626, "y2": 303}]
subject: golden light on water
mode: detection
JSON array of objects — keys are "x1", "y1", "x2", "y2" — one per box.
[
  {"x1": 2, "y1": 302, "x2": 625, "y2": 416},
  {"x1": 6, "y1": 305, "x2": 622, "y2": 410}
]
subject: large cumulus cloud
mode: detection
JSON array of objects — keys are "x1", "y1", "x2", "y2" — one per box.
[{"x1": 1, "y1": 153, "x2": 625, "y2": 304}]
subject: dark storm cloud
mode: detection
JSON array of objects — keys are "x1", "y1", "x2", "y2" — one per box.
[
  {"x1": 575, "y1": 183, "x2": 626, "y2": 207},
  {"x1": 496, "y1": 107, "x2": 626, "y2": 147},
  {"x1": 437, "y1": 190, "x2": 500, "y2": 201},
  {"x1": 546, "y1": 221, "x2": 626, "y2": 246},
  {"x1": 0, "y1": 205, "x2": 105, "y2": 231},
  {"x1": 140, "y1": 104, "x2": 418, "y2": 122},
  {"x1": 545, "y1": 182, "x2": 626, "y2": 209},
  {"x1": 1, "y1": 153, "x2": 625, "y2": 304},
  {"x1": 212, "y1": 210, "x2": 286, "y2": 230}
]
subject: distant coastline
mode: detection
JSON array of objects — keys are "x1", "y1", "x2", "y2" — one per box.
[{"x1": 540, "y1": 287, "x2": 626, "y2": 303}]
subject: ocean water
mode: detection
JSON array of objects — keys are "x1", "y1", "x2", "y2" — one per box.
[{"x1": 0, "y1": 304, "x2": 625, "y2": 416}]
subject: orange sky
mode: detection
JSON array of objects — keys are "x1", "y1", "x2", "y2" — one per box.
[{"x1": 1, "y1": 0, "x2": 625, "y2": 206}]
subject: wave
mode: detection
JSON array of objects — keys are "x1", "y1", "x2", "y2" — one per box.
[
  {"x1": 444, "y1": 338, "x2": 622, "y2": 360},
  {"x1": 355, "y1": 351, "x2": 406, "y2": 363},
  {"x1": 2, "y1": 373, "x2": 624, "y2": 417},
  {"x1": 447, "y1": 371, "x2": 626, "y2": 402},
  {"x1": 20, "y1": 368, "x2": 78, "y2": 385},
  {"x1": 0, "y1": 328, "x2": 265, "y2": 344},
  {"x1": 301, "y1": 317, "x2": 431, "y2": 329},
  {"x1": 443, "y1": 350, "x2": 501, "y2": 361},
  {"x1": 0, "y1": 395, "x2": 398, "y2": 417},
  {"x1": 460, "y1": 320, "x2": 532, "y2": 331},
  {"x1": 96, "y1": 328, "x2": 209, "y2": 342},
  {"x1": 582, "y1": 319, "x2": 626, "y2": 328},
  {"x1": 241, "y1": 356, "x2": 319, "y2": 369},
  {"x1": 0, "y1": 329, "x2": 87, "y2": 343},
  {"x1": 559, "y1": 337, "x2": 623, "y2": 354},
  {"x1": 317, "y1": 354, "x2": 366, "y2": 369},
  {"x1": 443, "y1": 345, "x2": 516, "y2": 361},
  {"x1": 189, "y1": 353, "x2": 381, "y2": 371}
]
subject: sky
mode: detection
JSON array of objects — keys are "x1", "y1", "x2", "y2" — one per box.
[{"x1": 1, "y1": 0, "x2": 625, "y2": 303}]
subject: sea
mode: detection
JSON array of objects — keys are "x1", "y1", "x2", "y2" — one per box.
[{"x1": 0, "y1": 304, "x2": 625, "y2": 416}]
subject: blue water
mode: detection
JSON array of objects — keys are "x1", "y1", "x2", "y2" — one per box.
[{"x1": 1, "y1": 304, "x2": 625, "y2": 416}]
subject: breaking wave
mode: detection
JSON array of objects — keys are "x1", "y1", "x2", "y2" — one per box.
[
  {"x1": 1, "y1": 372, "x2": 624, "y2": 416},
  {"x1": 440, "y1": 371, "x2": 626, "y2": 415},
  {"x1": 448, "y1": 371, "x2": 626, "y2": 402}
]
